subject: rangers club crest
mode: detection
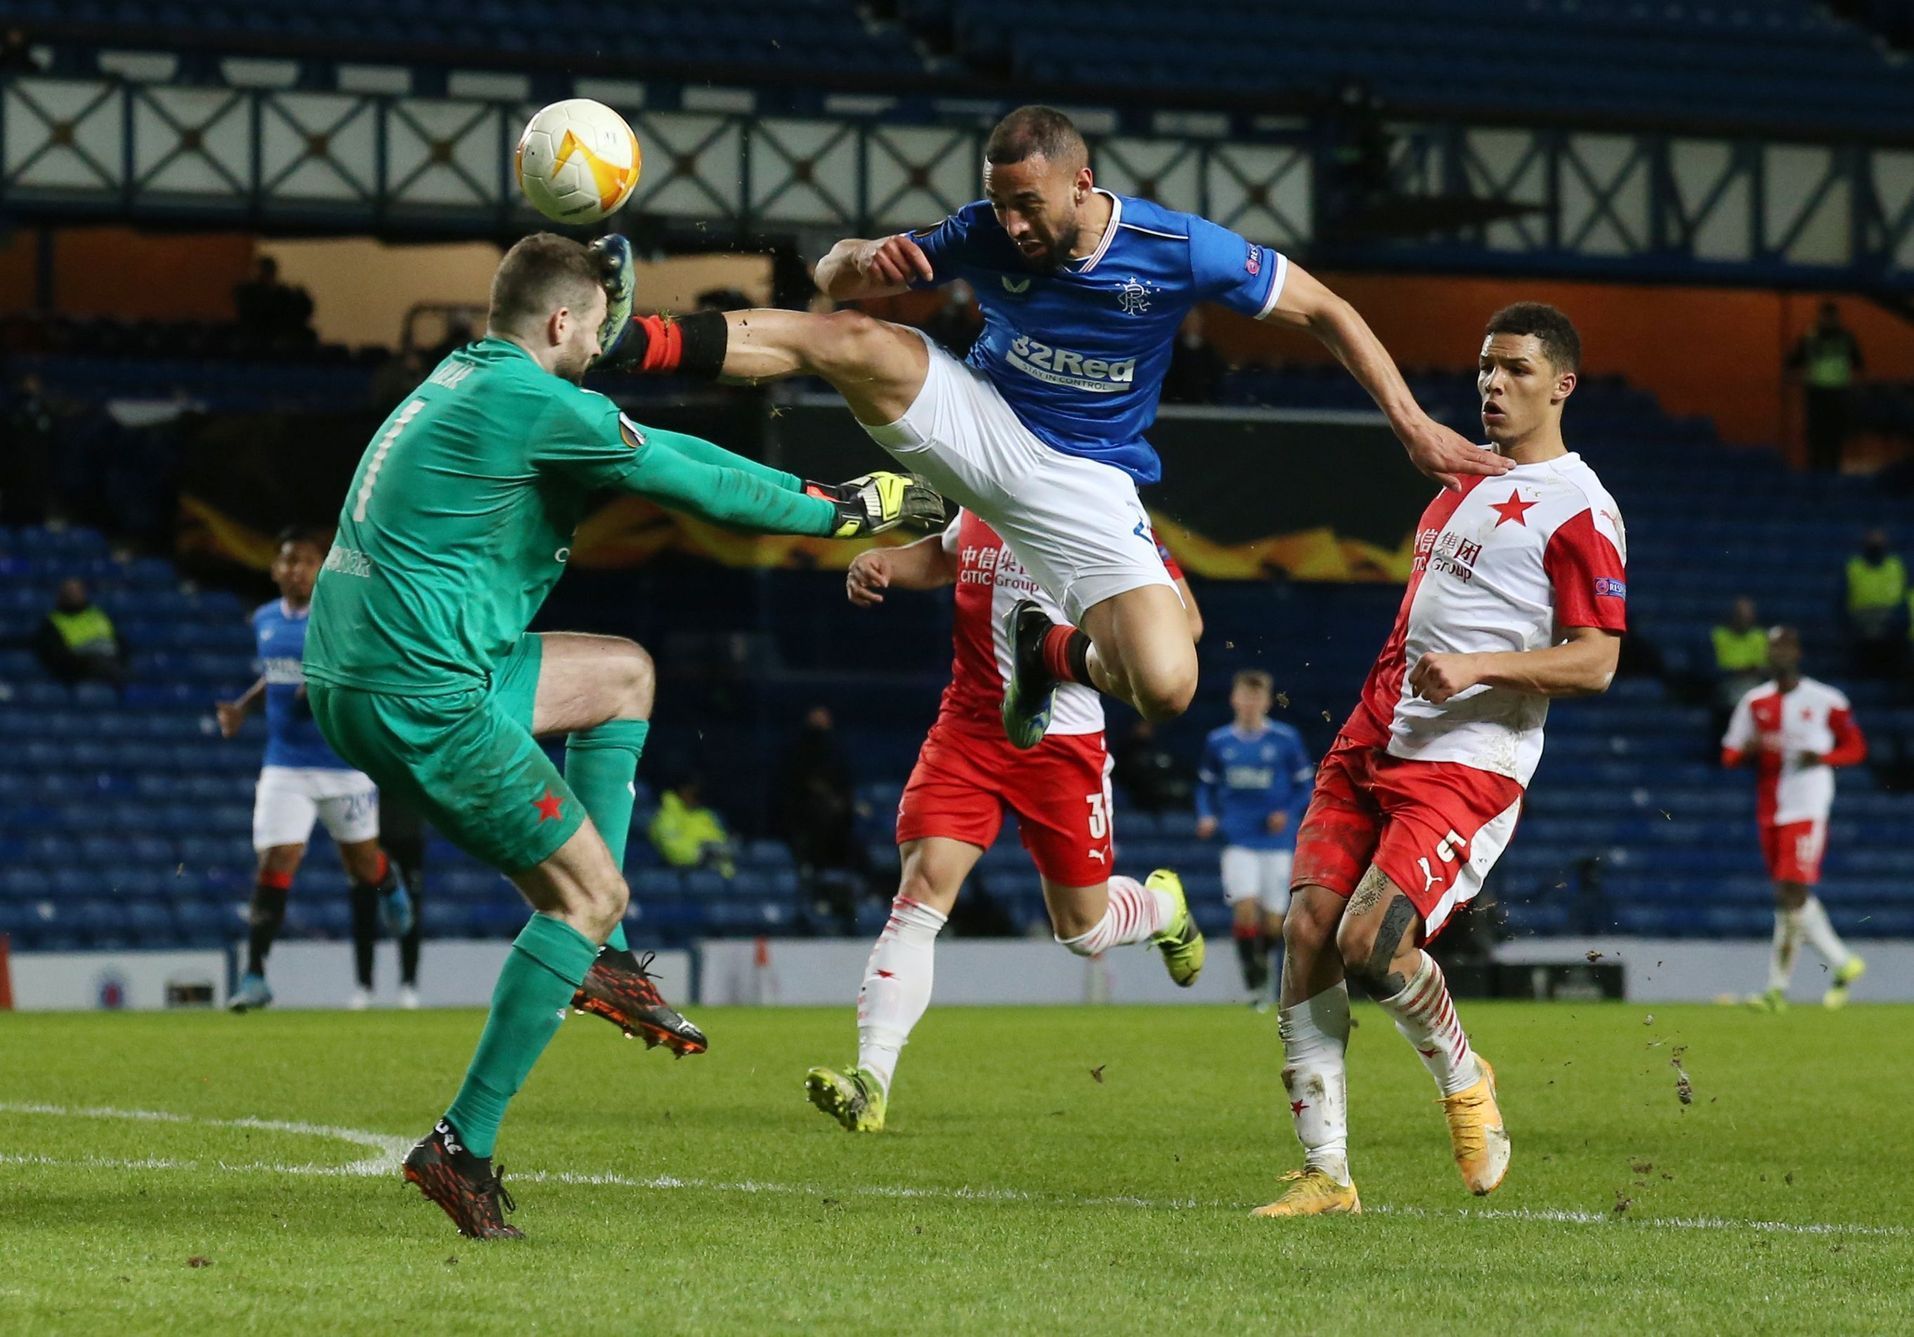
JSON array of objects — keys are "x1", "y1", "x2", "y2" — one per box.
[{"x1": 1116, "y1": 277, "x2": 1153, "y2": 315}]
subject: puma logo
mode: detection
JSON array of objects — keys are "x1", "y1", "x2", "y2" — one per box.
[
  {"x1": 1418, "y1": 857, "x2": 1442, "y2": 893},
  {"x1": 1088, "y1": 849, "x2": 1106, "y2": 863}
]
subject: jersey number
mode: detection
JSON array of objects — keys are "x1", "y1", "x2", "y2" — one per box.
[
  {"x1": 1085, "y1": 793, "x2": 1110, "y2": 841},
  {"x1": 352, "y1": 399, "x2": 424, "y2": 522}
]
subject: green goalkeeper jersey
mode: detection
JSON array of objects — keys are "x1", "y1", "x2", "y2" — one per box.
[{"x1": 306, "y1": 336, "x2": 834, "y2": 695}]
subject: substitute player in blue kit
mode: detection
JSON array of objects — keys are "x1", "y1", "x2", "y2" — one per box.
[
  {"x1": 1196, "y1": 669, "x2": 1313, "y2": 1007},
  {"x1": 613, "y1": 104, "x2": 1506, "y2": 749},
  {"x1": 216, "y1": 529, "x2": 413, "y2": 1011}
]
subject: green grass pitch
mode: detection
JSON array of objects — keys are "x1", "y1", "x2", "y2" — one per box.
[{"x1": 2, "y1": 1001, "x2": 1910, "y2": 1334}]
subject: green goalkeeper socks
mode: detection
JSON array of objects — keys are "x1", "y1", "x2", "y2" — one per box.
[
  {"x1": 445, "y1": 913, "x2": 597, "y2": 1158},
  {"x1": 565, "y1": 718, "x2": 650, "y2": 954}
]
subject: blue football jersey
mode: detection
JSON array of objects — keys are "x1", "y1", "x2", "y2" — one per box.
[
  {"x1": 252, "y1": 600, "x2": 352, "y2": 770},
  {"x1": 1196, "y1": 720, "x2": 1314, "y2": 851},
  {"x1": 910, "y1": 191, "x2": 1287, "y2": 484}
]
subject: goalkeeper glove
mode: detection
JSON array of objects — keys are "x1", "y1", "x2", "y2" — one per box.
[
  {"x1": 589, "y1": 233, "x2": 636, "y2": 368},
  {"x1": 805, "y1": 472, "x2": 947, "y2": 538}
]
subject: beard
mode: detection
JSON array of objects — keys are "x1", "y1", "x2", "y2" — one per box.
[{"x1": 1019, "y1": 216, "x2": 1082, "y2": 272}]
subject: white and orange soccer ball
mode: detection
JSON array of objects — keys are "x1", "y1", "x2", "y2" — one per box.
[{"x1": 514, "y1": 99, "x2": 642, "y2": 225}]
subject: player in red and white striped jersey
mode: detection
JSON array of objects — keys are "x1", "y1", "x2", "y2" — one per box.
[
  {"x1": 804, "y1": 510, "x2": 1204, "y2": 1132},
  {"x1": 1259, "y1": 303, "x2": 1627, "y2": 1218},
  {"x1": 1721, "y1": 625, "x2": 1868, "y2": 1011}
]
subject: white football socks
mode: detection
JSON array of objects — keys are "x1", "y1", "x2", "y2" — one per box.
[
  {"x1": 1277, "y1": 982, "x2": 1351, "y2": 1184},
  {"x1": 855, "y1": 896, "x2": 946, "y2": 1095},
  {"x1": 1797, "y1": 896, "x2": 1850, "y2": 971},
  {"x1": 1377, "y1": 951, "x2": 1481, "y2": 1097},
  {"x1": 1055, "y1": 875, "x2": 1173, "y2": 956},
  {"x1": 1769, "y1": 907, "x2": 1802, "y2": 992}
]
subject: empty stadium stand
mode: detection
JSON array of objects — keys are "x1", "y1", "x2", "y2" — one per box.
[{"x1": 4, "y1": 364, "x2": 1913, "y2": 955}]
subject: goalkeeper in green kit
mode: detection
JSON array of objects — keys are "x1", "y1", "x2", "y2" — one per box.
[{"x1": 303, "y1": 233, "x2": 943, "y2": 1240}]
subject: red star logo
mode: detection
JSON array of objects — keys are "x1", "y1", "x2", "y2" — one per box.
[
  {"x1": 875, "y1": 969, "x2": 896, "y2": 979},
  {"x1": 1289, "y1": 1099, "x2": 1309, "y2": 1115},
  {"x1": 532, "y1": 788, "x2": 564, "y2": 823},
  {"x1": 1490, "y1": 489, "x2": 1536, "y2": 527}
]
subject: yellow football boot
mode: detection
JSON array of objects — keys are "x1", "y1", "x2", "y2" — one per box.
[
  {"x1": 1251, "y1": 1168, "x2": 1362, "y2": 1218},
  {"x1": 1441, "y1": 1056, "x2": 1511, "y2": 1196}
]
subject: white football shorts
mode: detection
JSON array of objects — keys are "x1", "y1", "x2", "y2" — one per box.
[
  {"x1": 1221, "y1": 846, "x2": 1294, "y2": 914},
  {"x1": 862, "y1": 330, "x2": 1176, "y2": 625},
  {"x1": 253, "y1": 765, "x2": 379, "y2": 851}
]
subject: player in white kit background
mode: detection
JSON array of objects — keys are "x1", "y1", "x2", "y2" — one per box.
[
  {"x1": 216, "y1": 530, "x2": 414, "y2": 1012},
  {"x1": 803, "y1": 511, "x2": 1205, "y2": 1132},
  {"x1": 611, "y1": 104, "x2": 1508, "y2": 747},
  {"x1": 1720, "y1": 625, "x2": 1868, "y2": 1011},
  {"x1": 1259, "y1": 304, "x2": 1627, "y2": 1218},
  {"x1": 1195, "y1": 669, "x2": 1314, "y2": 1008}
]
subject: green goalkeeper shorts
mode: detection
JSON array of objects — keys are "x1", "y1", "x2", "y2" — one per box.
[{"x1": 307, "y1": 635, "x2": 584, "y2": 873}]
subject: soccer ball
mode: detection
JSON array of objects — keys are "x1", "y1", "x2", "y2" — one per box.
[{"x1": 515, "y1": 99, "x2": 642, "y2": 225}]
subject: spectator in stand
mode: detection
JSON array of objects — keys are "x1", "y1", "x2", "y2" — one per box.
[
  {"x1": 0, "y1": 371, "x2": 54, "y2": 524},
  {"x1": 777, "y1": 706, "x2": 869, "y2": 925},
  {"x1": 1789, "y1": 301, "x2": 1864, "y2": 473},
  {"x1": 1844, "y1": 529, "x2": 1906, "y2": 678},
  {"x1": 34, "y1": 577, "x2": 129, "y2": 688},
  {"x1": 1710, "y1": 596, "x2": 1769, "y2": 722},
  {"x1": 1112, "y1": 717, "x2": 1194, "y2": 814},
  {"x1": 232, "y1": 256, "x2": 315, "y2": 353},
  {"x1": 649, "y1": 775, "x2": 737, "y2": 876},
  {"x1": 1163, "y1": 308, "x2": 1227, "y2": 405}
]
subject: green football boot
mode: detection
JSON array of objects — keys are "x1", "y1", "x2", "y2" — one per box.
[
  {"x1": 1824, "y1": 955, "x2": 1866, "y2": 1010},
  {"x1": 804, "y1": 1065, "x2": 888, "y2": 1133},
  {"x1": 1147, "y1": 869, "x2": 1205, "y2": 987}
]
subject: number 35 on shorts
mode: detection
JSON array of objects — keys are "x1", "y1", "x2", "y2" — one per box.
[{"x1": 1415, "y1": 828, "x2": 1467, "y2": 893}]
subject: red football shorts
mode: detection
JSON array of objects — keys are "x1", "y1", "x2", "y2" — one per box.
[
  {"x1": 896, "y1": 717, "x2": 1114, "y2": 886},
  {"x1": 1760, "y1": 818, "x2": 1826, "y2": 885},
  {"x1": 1291, "y1": 732, "x2": 1525, "y2": 942}
]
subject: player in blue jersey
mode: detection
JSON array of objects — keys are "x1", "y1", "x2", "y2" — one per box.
[
  {"x1": 1195, "y1": 669, "x2": 1314, "y2": 1007},
  {"x1": 613, "y1": 105, "x2": 1507, "y2": 749},
  {"x1": 215, "y1": 529, "x2": 413, "y2": 1012}
]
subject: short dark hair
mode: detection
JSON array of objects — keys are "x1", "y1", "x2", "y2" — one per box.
[
  {"x1": 275, "y1": 526, "x2": 328, "y2": 554},
  {"x1": 985, "y1": 106, "x2": 1086, "y2": 169},
  {"x1": 1233, "y1": 668, "x2": 1273, "y2": 693},
  {"x1": 1484, "y1": 301, "x2": 1581, "y2": 374},
  {"x1": 489, "y1": 233, "x2": 604, "y2": 334}
]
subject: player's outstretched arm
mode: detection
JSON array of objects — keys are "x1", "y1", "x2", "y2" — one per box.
[
  {"x1": 846, "y1": 535, "x2": 956, "y2": 607},
  {"x1": 814, "y1": 234, "x2": 934, "y2": 302},
  {"x1": 1409, "y1": 627, "x2": 1620, "y2": 704},
  {"x1": 1266, "y1": 263, "x2": 1511, "y2": 491},
  {"x1": 642, "y1": 425, "x2": 806, "y2": 493},
  {"x1": 216, "y1": 676, "x2": 267, "y2": 738}
]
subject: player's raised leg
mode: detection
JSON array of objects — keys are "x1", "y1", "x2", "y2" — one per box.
[
  {"x1": 809, "y1": 836, "x2": 975, "y2": 1131},
  {"x1": 1759, "y1": 880, "x2": 1807, "y2": 1011},
  {"x1": 1045, "y1": 870, "x2": 1201, "y2": 985},
  {"x1": 524, "y1": 631, "x2": 704, "y2": 1052},
  {"x1": 1336, "y1": 869, "x2": 1508, "y2": 1197}
]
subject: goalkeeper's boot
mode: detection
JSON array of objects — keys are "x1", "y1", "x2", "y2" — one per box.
[
  {"x1": 402, "y1": 1120, "x2": 523, "y2": 1240},
  {"x1": 1002, "y1": 599, "x2": 1060, "y2": 750},
  {"x1": 804, "y1": 1065, "x2": 888, "y2": 1133},
  {"x1": 1148, "y1": 869, "x2": 1205, "y2": 987},
  {"x1": 228, "y1": 971, "x2": 272, "y2": 1013},
  {"x1": 1441, "y1": 1056, "x2": 1510, "y2": 1196},
  {"x1": 1251, "y1": 1168, "x2": 1362, "y2": 1218},
  {"x1": 1824, "y1": 954, "x2": 1866, "y2": 1010},
  {"x1": 572, "y1": 947, "x2": 709, "y2": 1056}
]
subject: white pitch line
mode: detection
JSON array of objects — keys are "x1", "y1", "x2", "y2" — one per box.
[{"x1": 0, "y1": 1104, "x2": 1905, "y2": 1241}]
